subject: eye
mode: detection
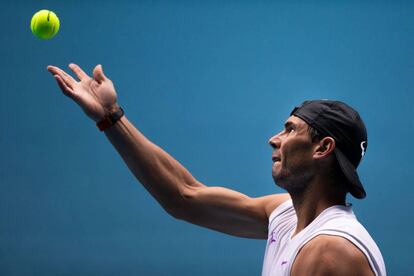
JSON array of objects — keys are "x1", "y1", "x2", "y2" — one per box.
[{"x1": 286, "y1": 126, "x2": 295, "y2": 134}]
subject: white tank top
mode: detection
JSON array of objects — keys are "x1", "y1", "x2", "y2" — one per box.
[{"x1": 261, "y1": 200, "x2": 386, "y2": 276}]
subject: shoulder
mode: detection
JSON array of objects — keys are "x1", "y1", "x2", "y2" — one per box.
[
  {"x1": 252, "y1": 193, "x2": 291, "y2": 218},
  {"x1": 291, "y1": 235, "x2": 375, "y2": 276}
]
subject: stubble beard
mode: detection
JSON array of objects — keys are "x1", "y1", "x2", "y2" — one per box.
[{"x1": 273, "y1": 160, "x2": 315, "y2": 199}]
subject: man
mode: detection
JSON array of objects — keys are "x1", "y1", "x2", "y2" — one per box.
[{"x1": 47, "y1": 63, "x2": 386, "y2": 276}]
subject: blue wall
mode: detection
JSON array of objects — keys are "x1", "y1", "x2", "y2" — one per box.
[{"x1": 1, "y1": 1, "x2": 413, "y2": 275}]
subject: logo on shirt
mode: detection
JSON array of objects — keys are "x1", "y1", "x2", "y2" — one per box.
[{"x1": 269, "y1": 231, "x2": 276, "y2": 244}]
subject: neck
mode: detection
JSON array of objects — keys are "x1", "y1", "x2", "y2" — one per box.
[{"x1": 289, "y1": 175, "x2": 346, "y2": 238}]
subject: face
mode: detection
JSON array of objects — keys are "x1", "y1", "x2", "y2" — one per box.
[{"x1": 269, "y1": 116, "x2": 317, "y2": 194}]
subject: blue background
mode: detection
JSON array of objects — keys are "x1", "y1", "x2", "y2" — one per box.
[{"x1": 1, "y1": 1, "x2": 413, "y2": 275}]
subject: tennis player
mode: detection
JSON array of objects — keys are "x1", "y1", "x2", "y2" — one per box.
[{"x1": 48, "y1": 63, "x2": 386, "y2": 276}]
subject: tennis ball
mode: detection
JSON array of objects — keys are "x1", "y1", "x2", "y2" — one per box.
[{"x1": 30, "y1": 10, "x2": 60, "y2": 39}]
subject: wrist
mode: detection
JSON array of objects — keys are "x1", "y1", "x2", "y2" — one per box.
[{"x1": 96, "y1": 106, "x2": 124, "y2": 131}]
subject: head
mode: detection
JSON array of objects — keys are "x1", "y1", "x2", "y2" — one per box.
[{"x1": 269, "y1": 100, "x2": 368, "y2": 199}]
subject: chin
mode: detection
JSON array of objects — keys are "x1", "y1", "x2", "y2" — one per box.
[
  {"x1": 272, "y1": 173, "x2": 289, "y2": 190},
  {"x1": 273, "y1": 170, "x2": 303, "y2": 193}
]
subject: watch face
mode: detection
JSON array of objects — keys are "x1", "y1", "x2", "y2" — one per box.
[{"x1": 112, "y1": 108, "x2": 124, "y2": 121}]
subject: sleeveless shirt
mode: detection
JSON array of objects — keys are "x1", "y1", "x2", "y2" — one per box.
[{"x1": 261, "y1": 200, "x2": 386, "y2": 276}]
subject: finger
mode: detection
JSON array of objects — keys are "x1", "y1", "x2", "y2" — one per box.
[
  {"x1": 47, "y1": 65, "x2": 62, "y2": 75},
  {"x1": 47, "y1": 65, "x2": 70, "y2": 77},
  {"x1": 54, "y1": 75, "x2": 75, "y2": 98},
  {"x1": 68, "y1": 63, "x2": 90, "y2": 81},
  {"x1": 93, "y1": 64, "x2": 106, "y2": 83},
  {"x1": 47, "y1": 65, "x2": 76, "y2": 88}
]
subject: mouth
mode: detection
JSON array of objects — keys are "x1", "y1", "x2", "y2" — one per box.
[{"x1": 272, "y1": 156, "x2": 281, "y2": 163}]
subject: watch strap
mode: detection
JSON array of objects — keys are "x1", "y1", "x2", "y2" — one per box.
[{"x1": 96, "y1": 107, "x2": 124, "y2": 131}]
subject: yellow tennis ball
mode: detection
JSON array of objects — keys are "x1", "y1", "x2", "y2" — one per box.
[{"x1": 30, "y1": 10, "x2": 60, "y2": 39}]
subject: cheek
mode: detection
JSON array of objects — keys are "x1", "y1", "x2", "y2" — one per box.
[{"x1": 282, "y1": 140, "x2": 313, "y2": 165}]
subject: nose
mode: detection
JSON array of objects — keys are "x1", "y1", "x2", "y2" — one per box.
[{"x1": 268, "y1": 133, "x2": 281, "y2": 149}]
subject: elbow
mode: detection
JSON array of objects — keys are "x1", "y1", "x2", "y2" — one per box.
[
  {"x1": 161, "y1": 185, "x2": 198, "y2": 221},
  {"x1": 162, "y1": 200, "x2": 192, "y2": 221},
  {"x1": 165, "y1": 205, "x2": 186, "y2": 220}
]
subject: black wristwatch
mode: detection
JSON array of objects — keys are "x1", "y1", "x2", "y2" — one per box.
[{"x1": 96, "y1": 107, "x2": 124, "y2": 131}]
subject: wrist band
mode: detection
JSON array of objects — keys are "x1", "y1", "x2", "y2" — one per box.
[{"x1": 96, "y1": 107, "x2": 124, "y2": 131}]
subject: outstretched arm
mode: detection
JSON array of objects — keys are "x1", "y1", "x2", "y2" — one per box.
[
  {"x1": 104, "y1": 115, "x2": 289, "y2": 238},
  {"x1": 47, "y1": 63, "x2": 290, "y2": 239}
]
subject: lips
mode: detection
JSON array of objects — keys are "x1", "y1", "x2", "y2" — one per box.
[{"x1": 272, "y1": 155, "x2": 281, "y2": 163}]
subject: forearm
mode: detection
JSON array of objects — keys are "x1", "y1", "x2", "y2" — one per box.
[{"x1": 104, "y1": 115, "x2": 203, "y2": 214}]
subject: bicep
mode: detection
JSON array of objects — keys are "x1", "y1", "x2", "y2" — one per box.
[{"x1": 177, "y1": 184, "x2": 290, "y2": 239}]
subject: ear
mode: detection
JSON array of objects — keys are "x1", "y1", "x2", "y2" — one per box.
[{"x1": 313, "y1": 137, "x2": 336, "y2": 160}]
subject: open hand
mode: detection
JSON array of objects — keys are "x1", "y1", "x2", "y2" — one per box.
[{"x1": 47, "y1": 63, "x2": 119, "y2": 122}]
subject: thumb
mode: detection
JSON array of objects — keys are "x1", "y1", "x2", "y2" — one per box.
[{"x1": 93, "y1": 64, "x2": 106, "y2": 82}]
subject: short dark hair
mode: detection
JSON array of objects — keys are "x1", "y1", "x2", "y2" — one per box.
[{"x1": 307, "y1": 125, "x2": 324, "y2": 142}]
